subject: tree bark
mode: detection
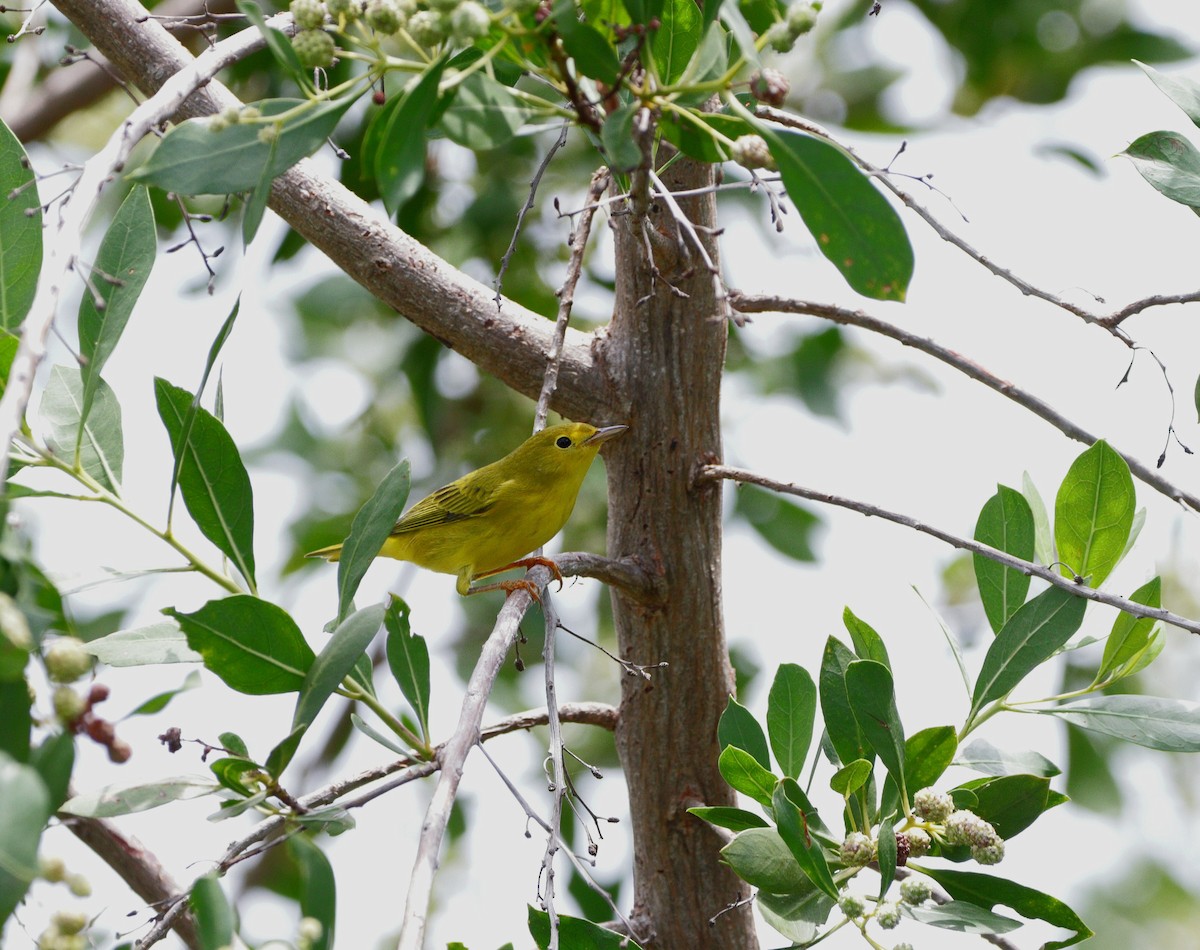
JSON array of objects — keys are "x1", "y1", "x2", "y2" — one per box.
[{"x1": 602, "y1": 160, "x2": 756, "y2": 946}]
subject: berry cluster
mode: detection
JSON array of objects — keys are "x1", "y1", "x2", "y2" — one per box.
[{"x1": 46, "y1": 637, "x2": 132, "y2": 764}]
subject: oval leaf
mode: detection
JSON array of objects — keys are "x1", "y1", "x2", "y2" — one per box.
[
  {"x1": 1053, "y1": 440, "x2": 1134, "y2": 587},
  {"x1": 155, "y1": 377, "x2": 256, "y2": 589},
  {"x1": 1043, "y1": 695, "x2": 1200, "y2": 752},
  {"x1": 720, "y1": 826, "x2": 808, "y2": 893},
  {"x1": 717, "y1": 744, "x2": 776, "y2": 809},
  {"x1": 191, "y1": 874, "x2": 235, "y2": 950},
  {"x1": 440, "y1": 73, "x2": 529, "y2": 151},
  {"x1": 375, "y1": 61, "x2": 446, "y2": 216},
  {"x1": 0, "y1": 755, "x2": 50, "y2": 925},
  {"x1": 384, "y1": 595, "x2": 429, "y2": 739},
  {"x1": 40, "y1": 365, "x2": 124, "y2": 493},
  {"x1": 766, "y1": 662, "x2": 815, "y2": 779},
  {"x1": 165, "y1": 595, "x2": 315, "y2": 695},
  {"x1": 336, "y1": 458, "x2": 411, "y2": 623},
  {"x1": 1097, "y1": 576, "x2": 1160, "y2": 683},
  {"x1": 0, "y1": 118, "x2": 42, "y2": 332},
  {"x1": 764, "y1": 129, "x2": 913, "y2": 301},
  {"x1": 718, "y1": 695, "x2": 770, "y2": 769},
  {"x1": 60, "y1": 776, "x2": 217, "y2": 817},
  {"x1": 973, "y1": 485, "x2": 1035, "y2": 633},
  {"x1": 85, "y1": 619, "x2": 202, "y2": 666},
  {"x1": 844, "y1": 659, "x2": 906, "y2": 791},
  {"x1": 1120, "y1": 130, "x2": 1200, "y2": 209},
  {"x1": 688, "y1": 805, "x2": 770, "y2": 832},
  {"x1": 773, "y1": 779, "x2": 838, "y2": 899}
]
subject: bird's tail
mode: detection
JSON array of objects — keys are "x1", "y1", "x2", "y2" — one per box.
[{"x1": 306, "y1": 543, "x2": 343, "y2": 562}]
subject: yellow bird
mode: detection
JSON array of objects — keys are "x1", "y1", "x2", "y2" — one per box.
[{"x1": 307, "y1": 422, "x2": 627, "y2": 598}]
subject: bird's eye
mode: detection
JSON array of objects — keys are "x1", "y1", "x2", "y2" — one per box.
[{"x1": 555, "y1": 436, "x2": 572, "y2": 449}]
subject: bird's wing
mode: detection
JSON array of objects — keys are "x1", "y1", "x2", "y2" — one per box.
[{"x1": 390, "y1": 477, "x2": 500, "y2": 535}]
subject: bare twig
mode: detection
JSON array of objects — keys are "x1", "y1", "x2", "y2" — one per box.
[
  {"x1": 494, "y1": 123, "x2": 571, "y2": 307},
  {"x1": 648, "y1": 168, "x2": 733, "y2": 324},
  {"x1": 702, "y1": 464, "x2": 1200, "y2": 637},
  {"x1": 480, "y1": 701, "x2": 619, "y2": 741},
  {"x1": 729, "y1": 293, "x2": 1200, "y2": 516},
  {"x1": 537, "y1": 588, "x2": 567, "y2": 946}
]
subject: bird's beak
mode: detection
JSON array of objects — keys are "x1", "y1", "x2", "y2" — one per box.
[{"x1": 585, "y1": 425, "x2": 628, "y2": 446}]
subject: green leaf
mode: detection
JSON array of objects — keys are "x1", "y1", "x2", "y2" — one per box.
[
  {"x1": 41, "y1": 365, "x2": 124, "y2": 492},
  {"x1": 718, "y1": 2, "x2": 761, "y2": 70},
  {"x1": 130, "y1": 97, "x2": 351, "y2": 196},
  {"x1": 1042, "y1": 695, "x2": 1200, "y2": 752},
  {"x1": 829, "y1": 759, "x2": 872, "y2": 796},
  {"x1": 191, "y1": 874, "x2": 235, "y2": 950},
  {"x1": 717, "y1": 744, "x2": 776, "y2": 809},
  {"x1": 384, "y1": 595, "x2": 429, "y2": 740},
  {"x1": 970, "y1": 586, "x2": 1087, "y2": 717},
  {"x1": 1097, "y1": 576, "x2": 1160, "y2": 683},
  {"x1": 0, "y1": 754, "x2": 50, "y2": 927},
  {"x1": 441, "y1": 73, "x2": 529, "y2": 151},
  {"x1": 818, "y1": 637, "x2": 871, "y2": 767},
  {"x1": 954, "y1": 773, "x2": 1052, "y2": 840},
  {"x1": 652, "y1": 0, "x2": 703, "y2": 85},
  {"x1": 78, "y1": 186, "x2": 155, "y2": 430},
  {"x1": 269, "y1": 603, "x2": 385, "y2": 776},
  {"x1": 336, "y1": 458, "x2": 411, "y2": 624},
  {"x1": 876, "y1": 813, "x2": 896, "y2": 898},
  {"x1": 375, "y1": 61, "x2": 446, "y2": 216},
  {"x1": 905, "y1": 900, "x2": 1023, "y2": 935},
  {"x1": 903, "y1": 725, "x2": 957, "y2": 793},
  {"x1": 734, "y1": 484, "x2": 820, "y2": 562},
  {"x1": 125, "y1": 670, "x2": 202, "y2": 717},
  {"x1": 973, "y1": 485, "x2": 1035, "y2": 633},
  {"x1": 688, "y1": 805, "x2": 769, "y2": 832},
  {"x1": 701, "y1": 0, "x2": 726, "y2": 28},
  {"x1": 676, "y1": 21, "x2": 730, "y2": 92},
  {"x1": 766, "y1": 663, "x2": 815, "y2": 778},
  {"x1": 165, "y1": 595, "x2": 315, "y2": 695},
  {"x1": 29, "y1": 732, "x2": 75, "y2": 810},
  {"x1": 718, "y1": 695, "x2": 770, "y2": 769},
  {"x1": 155, "y1": 377, "x2": 256, "y2": 589},
  {"x1": 60, "y1": 776, "x2": 218, "y2": 817},
  {"x1": 773, "y1": 780, "x2": 838, "y2": 899},
  {"x1": 0, "y1": 119, "x2": 43, "y2": 332},
  {"x1": 552, "y1": 0, "x2": 621, "y2": 85},
  {"x1": 290, "y1": 836, "x2": 336, "y2": 950},
  {"x1": 1136, "y1": 61, "x2": 1200, "y2": 128},
  {"x1": 920, "y1": 867, "x2": 1092, "y2": 949},
  {"x1": 1053, "y1": 440, "x2": 1135, "y2": 587},
  {"x1": 844, "y1": 660, "x2": 906, "y2": 792},
  {"x1": 757, "y1": 885, "x2": 832, "y2": 944},
  {"x1": 1121, "y1": 129, "x2": 1200, "y2": 209},
  {"x1": 350, "y1": 713, "x2": 408, "y2": 755},
  {"x1": 528, "y1": 906, "x2": 642, "y2": 949},
  {"x1": 842, "y1": 606, "x2": 890, "y2": 667},
  {"x1": 84, "y1": 619, "x2": 203, "y2": 666},
  {"x1": 658, "y1": 110, "x2": 751, "y2": 163},
  {"x1": 720, "y1": 827, "x2": 808, "y2": 893},
  {"x1": 600, "y1": 103, "x2": 643, "y2": 173},
  {"x1": 1021, "y1": 472, "x2": 1055, "y2": 567},
  {"x1": 764, "y1": 130, "x2": 913, "y2": 301},
  {"x1": 955, "y1": 738, "x2": 1060, "y2": 778},
  {"x1": 242, "y1": 129, "x2": 279, "y2": 246}
]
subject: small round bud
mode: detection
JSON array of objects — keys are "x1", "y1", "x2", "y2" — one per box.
[
  {"x1": 108, "y1": 739, "x2": 133, "y2": 764},
  {"x1": 87, "y1": 682, "x2": 110, "y2": 705},
  {"x1": 290, "y1": 0, "x2": 328, "y2": 30},
  {"x1": 207, "y1": 115, "x2": 229, "y2": 132},
  {"x1": 839, "y1": 832, "x2": 874, "y2": 867},
  {"x1": 837, "y1": 891, "x2": 866, "y2": 919},
  {"x1": 902, "y1": 827, "x2": 931, "y2": 858},
  {"x1": 407, "y1": 9, "x2": 447, "y2": 46},
  {"x1": 85, "y1": 717, "x2": 115, "y2": 744},
  {"x1": 292, "y1": 28, "x2": 335, "y2": 68},
  {"x1": 258, "y1": 124, "x2": 281, "y2": 145},
  {"x1": 894, "y1": 830, "x2": 910, "y2": 866},
  {"x1": 327, "y1": 0, "x2": 357, "y2": 15},
  {"x1": 364, "y1": 0, "x2": 405, "y2": 33},
  {"x1": 67, "y1": 873, "x2": 92, "y2": 897},
  {"x1": 450, "y1": 0, "x2": 490, "y2": 42},
  {"x1": 875, "y1": 900, "x2": 901, "y2": 930},
  {"x1": 39, "y1": 855, "x2": 67, "y2": 883},
  {"x1": 749, "y1": 67, "x2": 789, "y2": 107},
  {"x1": 53, "y1": 686, "x2": 86, "y2": 724},
  {"x1": 239, "y1": 105, "x2": 262, "y2": 122},
  {"x1": 765, "y1": 21, "x2": 795, "y2": 53},
  {"x1": 0, "y1": 593, "x2": 32, "y2": 651},
  {"x1": 298, "y1": 917, "x2": 324, "y2": 946},
  {"x1": 942, "y1": 809, "x2": 975, "y2": 846},
  {"x1": 899, "y1": 876, "x2": 931, "y2": 905},
  {"x1": 892, "y1": 944, "x2": 914, "y2": 950},
  {"x1": 53, "y1": 911, "x2": 88, "y2": 936},
  {"x1": 730, "y1": 134, "x2": 775, "y2": 171},
  {"x1": 912, "y1": 787, "x2": 953, "y2": 822},
  {"x1": 972, "y1": 839, "x2": 1005, "y2": 865},
  {"x1": 44, "y1": 638, "x2": 92, "y2": 684},
  {"x1": 786, "y1": 2, "x2": 818, "y2": 36}
]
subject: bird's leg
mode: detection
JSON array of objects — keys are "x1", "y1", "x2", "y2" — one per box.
[
  {"x1": 465, "y1": 577, "x2": 545, "y2": 603},
  {"x1": 472, "y1": 556, "x2": 564, "y2": 591}
]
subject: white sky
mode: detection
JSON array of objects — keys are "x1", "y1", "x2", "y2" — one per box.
[{"x1": 10, "y1": 0, "x2": 1200, "y2": 948}]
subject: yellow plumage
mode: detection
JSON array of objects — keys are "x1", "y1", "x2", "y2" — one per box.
[{"x1": 307, "y1": 422, "x2": 626, "y2": 597}]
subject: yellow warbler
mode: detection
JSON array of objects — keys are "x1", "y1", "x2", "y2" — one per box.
[{"x1": 307, "y1": 422, "x2": 627, "y2": 597}]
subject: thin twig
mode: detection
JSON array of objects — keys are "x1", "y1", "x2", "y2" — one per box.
[
  {"x1": 729, "y1": 292, "x2": 1200, "y2": 516},
  {"x1": 494, "y1": 122, "x2": 570, "y2": 307},
  {"x1": 538, "y1": 587, "x2": 567, "y2": 946},
  {"x1": 702, "y1": 464, "x2": 1200, "y2": 637}
]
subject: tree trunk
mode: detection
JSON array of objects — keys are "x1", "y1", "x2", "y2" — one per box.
[{"x1": 603, "y1": 159, "x2": 756, "y2": 947}]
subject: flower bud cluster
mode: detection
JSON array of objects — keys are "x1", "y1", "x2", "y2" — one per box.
[
  {"x1": 912, "y1": 786, "x2": 1007, "y2": 866},
  {"x1": 56, "y1": 679, "x2": 130, "y2": 763},
  {"x1": 765, "y1": 1, "x2": 822, "y2": 53}
]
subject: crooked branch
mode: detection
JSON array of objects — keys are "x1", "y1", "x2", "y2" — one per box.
[
  {"x1": 731, "y1": 292, "x2": 1200, "y2": 517},
  {"x1": 703, "y1": 464, "x2": 1200, "y2": 637}
]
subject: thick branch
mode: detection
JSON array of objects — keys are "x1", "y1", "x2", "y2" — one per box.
[
  {"x1": 49, "y1": 0, "x2": 608, "y2": 423},
  {"x1": 730, "y1": 293, "x2": 1200, "y2": 516},
  {"x1": 704, "y1": 464, "x2": 1200, "y2": 637}
]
